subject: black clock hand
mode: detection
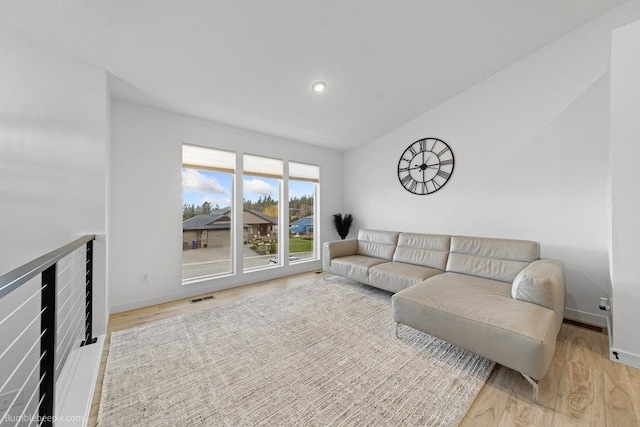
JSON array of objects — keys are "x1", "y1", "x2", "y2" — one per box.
[{"x1": 400, "y1": 165, "x2": 424, "y2": 171}]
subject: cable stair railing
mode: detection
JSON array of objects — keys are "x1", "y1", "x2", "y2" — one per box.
[{"x1": 0, "y1": 236, "x2": 96, "y2": 426}]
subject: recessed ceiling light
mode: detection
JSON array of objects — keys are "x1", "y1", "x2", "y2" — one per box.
[{"x1": 312, "y1": 81, "x2": 327, "y2": 93}]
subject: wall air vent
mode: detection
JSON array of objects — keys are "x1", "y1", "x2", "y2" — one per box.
[{"x1": 190, "y1": 295, "x2": 215, "y2": 304}]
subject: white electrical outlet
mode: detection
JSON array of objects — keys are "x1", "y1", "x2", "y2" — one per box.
[
  {"x1": 141, "y1": 272, "x2": 150, "y2": 284},
  {"x1": 0, "y1": 389, "x2": 23, "y2": 411}
]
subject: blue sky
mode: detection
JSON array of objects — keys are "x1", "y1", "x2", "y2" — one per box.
[{"x1": 182, "y1": 169, "x2": 314, "y2": 207}]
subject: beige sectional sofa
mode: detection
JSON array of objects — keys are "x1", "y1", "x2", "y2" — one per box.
[{"x1": 322, "y1": 229, "x2": 566, "y2": 401}]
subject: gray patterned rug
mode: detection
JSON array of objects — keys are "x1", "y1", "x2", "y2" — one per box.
[{"x1": 98, "y1": 278, "x2": 494, "y2": 426}]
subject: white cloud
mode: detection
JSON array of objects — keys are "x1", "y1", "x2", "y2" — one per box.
[
  {"x1": 202, "y1": 196, "x2": 231, "y2": 208},
  {"x1": 182, "y1": 169, "x2": 228, "y2": 194},
  {"x1": 243, "y1": 178, "x2": 276, "y2": 196}
]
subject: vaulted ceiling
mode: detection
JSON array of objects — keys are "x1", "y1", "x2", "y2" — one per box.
[{"x1": 0, "y1": 0, "x2": 628, "y2": 151}]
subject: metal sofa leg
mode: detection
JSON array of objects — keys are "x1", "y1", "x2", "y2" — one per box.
[
  {"x1": 522, "y1": 373, "x2": 539, "y2": 403},
  {"x1": 395, "y1": 322, "x2": 400, "y2": 339}
]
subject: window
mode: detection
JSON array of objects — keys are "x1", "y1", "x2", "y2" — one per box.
[
  {"x1": 289, "y1": 162, "x2": 319, "y2": 263},
  {"x1": 243, "y1": 154, "x2": 282, "y2": 271},
  {"x1": 181, "y1": 146, "x2": 321, "y2": 282},
  {"x1": 182, "y1": 144, "x2": 234, "y2": 281}
]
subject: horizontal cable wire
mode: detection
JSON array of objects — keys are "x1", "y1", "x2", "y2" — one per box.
[
  {"x1": 56, "y1": 254, "x2": 77, "y2": 276},
  {"x1": 27, "y1": 393, "x2": 47, "y2": 427},
  {"x1": 0, "y1": 307, "x2": 46, "y2": 365},
  {"x1": 56, "y1": 289, "x2": 83, "y2": 340},
  {"x1": 56, "y1": 258, "x2": 76, "y2": 283},
  {"x1": 0, "y1": 285, "x2": 43, "y2": 329},
  {"x1": 36, "y1": 394, "x2": 46, "y2": 427},
  {"x1": 0, "y1": 346, "x2": 46, "y2": 421},
  {"x1": 0, "y1": 331, "x2": 45, "y2": 396},
  {"x1": 56, "y1": 252, "x2": 81, "y2": 290},
  {"x1": 56, "y1": 276, "x2": 82, "y2": 318},
  {"x1": 55, "y1": 311, "x2": 84, "y2": 373},
  {"x1": 15, "y1": 371, "x2": 45, "y2": 427},
  {"x1": 56, "y1": 268, "x2": 80, "y2": 299},
  {"x1": 55, "y1": 292, "x2": 83, "y2": 354},
  {"x1": 55, "y1": 306, "x2": 84, "y2": 375}
]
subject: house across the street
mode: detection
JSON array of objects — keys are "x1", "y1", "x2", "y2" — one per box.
[
  {"x1": 182, "y1": 209, "x2": 277, "y2": 249},
  {"x1": 290, "y1": 216, "x2": 314, "y2": 235}
]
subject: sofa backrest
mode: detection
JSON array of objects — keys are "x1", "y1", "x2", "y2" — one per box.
[
  {"x1": 446, "y1": 235, "x2": 540, "y2": 283},
  {"x1": 356, "y1": 229, "x2": 399, "y2": 260},
  {"x1": 393, "y1": 233, "x2": 450, "y2": 270}
]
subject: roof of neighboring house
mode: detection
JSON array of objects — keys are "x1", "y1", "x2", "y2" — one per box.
[
  {"x1": 244, "y1": 209, "x2": 277, "y2": 224},
  {"x1": 182, "y1": 213, "x2": 227, "y2": 231},
  {"x1": 183, "y1": 208, "x2": 276, "y2": 231}
]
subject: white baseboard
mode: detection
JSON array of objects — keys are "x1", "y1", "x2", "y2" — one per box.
[
  {"x1": 564, "y1": 309, "x2": 640, "y2": 369},
  {"x1": 610, "y1": 348, "x2": 640, "y2": 370},
  {"x1": 564, "y1": 308, "x2": 606, "y2": 328},
  {"x1": 55, "y1": 335, "x2": 104, "y2": 426},
  {"x1": 110, "y1": 261, "x2": 321, "y2": 313}
]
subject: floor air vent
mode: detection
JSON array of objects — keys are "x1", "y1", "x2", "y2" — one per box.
[{"x1": 190, "y1": 295, "x2": 215, "y2": 304}]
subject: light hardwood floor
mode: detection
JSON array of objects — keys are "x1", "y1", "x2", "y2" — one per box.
[{"x1": 89, "y1": 271, "x2": 640, "y2": 426}]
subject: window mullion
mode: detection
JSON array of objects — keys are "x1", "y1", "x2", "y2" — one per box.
[
  {"x1": 234, "y1": 152, "x2": 244, "y2": 274},
  {"x1": 282, "y1": 163, "x2": 290, "y2": 267}
]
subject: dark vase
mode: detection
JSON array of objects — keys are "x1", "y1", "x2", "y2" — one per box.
[{"x1": 332, "y1": 213, "x2": 353, "y2": 240}]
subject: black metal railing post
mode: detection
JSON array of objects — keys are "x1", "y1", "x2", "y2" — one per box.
[
  {"x1": 81, "y1": 239, "x2": 97, "y2": 346},
  {"x1": 39, "y1": 264, "x2": 56, "y2": 427}
]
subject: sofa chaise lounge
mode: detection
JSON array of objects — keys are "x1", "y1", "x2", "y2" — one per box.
[{"x1": 322, "y1": 229, "x2": 566, "y2": 401}]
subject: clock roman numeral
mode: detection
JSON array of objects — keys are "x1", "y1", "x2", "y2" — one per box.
[
  {"x1": 429, "y1": 179, "x2": 441, "y2": 191},
  {"x1": 408, "y1": 146, "x2": 417, "y2": 156},
  {"x1": 440, "y1": 159, "x2": 453, "y2": 166},
  {"x1": 400, "y1": 174, "x2": 419, "y2": 192},
  {"x1": 419, "y1": 139, "x2": 427, "y2": 152},
  {"x1": 436, "y1": 170, "x2": 451, "y2": 179},
  {"x1": 437, "y1": 147, "x2": 451, "y2": 157}
]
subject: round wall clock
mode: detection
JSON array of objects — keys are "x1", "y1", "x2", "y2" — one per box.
[{"x1": 397, "y1": 137, "x2": 455, "y2": 195}]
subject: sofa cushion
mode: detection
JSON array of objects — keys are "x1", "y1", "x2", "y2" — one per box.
[
  {"x1": 329, "y1": 255, "x2": 387, "y2": 284},
  {"x1": 393, "y1": 233, "x2": 450, "y2": 270},
  {"x1": 392, "y1": 272, "x2": 557, "y2": 380},
  {"x1": 446, "y1": 235, "x2": 540, "y2": 283},
  {"x1": 356, "y1": 229, "x2": 399, "y2": 260},
  {"x1": 369, "y1": 262, "x2": 444, "y2": 293}
]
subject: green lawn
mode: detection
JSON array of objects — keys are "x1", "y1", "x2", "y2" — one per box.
[{"x1": 289, "y1": 237, "x2": 313, "y2": 253}]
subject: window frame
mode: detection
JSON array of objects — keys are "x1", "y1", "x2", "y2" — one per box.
[
  {"x1": 181, "y1": 145, "x2": 321, "y2": 284},
  {"x1": 181, "y1": 145, "x2": 236, "y2": 283}
]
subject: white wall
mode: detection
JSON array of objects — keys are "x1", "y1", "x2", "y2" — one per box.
[
  {"x1": 0, "y1": 19, "x2": 109, "y2": 336},
  {"x1": 610, "y1": 18, "x2": 640, "y2": 368},
  {"x1": 0, "y1": 19, "x2": 109, "y2": 420},
  {"x1": 344, "y1": 1, "x2": 640, "y2": 326},
  {"x1": 0, "y1": 21, "x2": 108, "y2": 273},
  {"x1": 109, "y1": 100, "x2": 343, "y2": 312}
]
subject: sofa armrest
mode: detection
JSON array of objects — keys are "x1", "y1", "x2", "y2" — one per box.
[
  {"x1": 512, "y1": 259, "x2": 566, "y2": 333},
  {"x1": 322, "y1": 239, "x2": 358, "y2": 271}
]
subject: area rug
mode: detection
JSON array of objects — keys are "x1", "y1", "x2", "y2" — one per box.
[{"x1": 98, "y1": 278, "x2": 494, "y2": 426}]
